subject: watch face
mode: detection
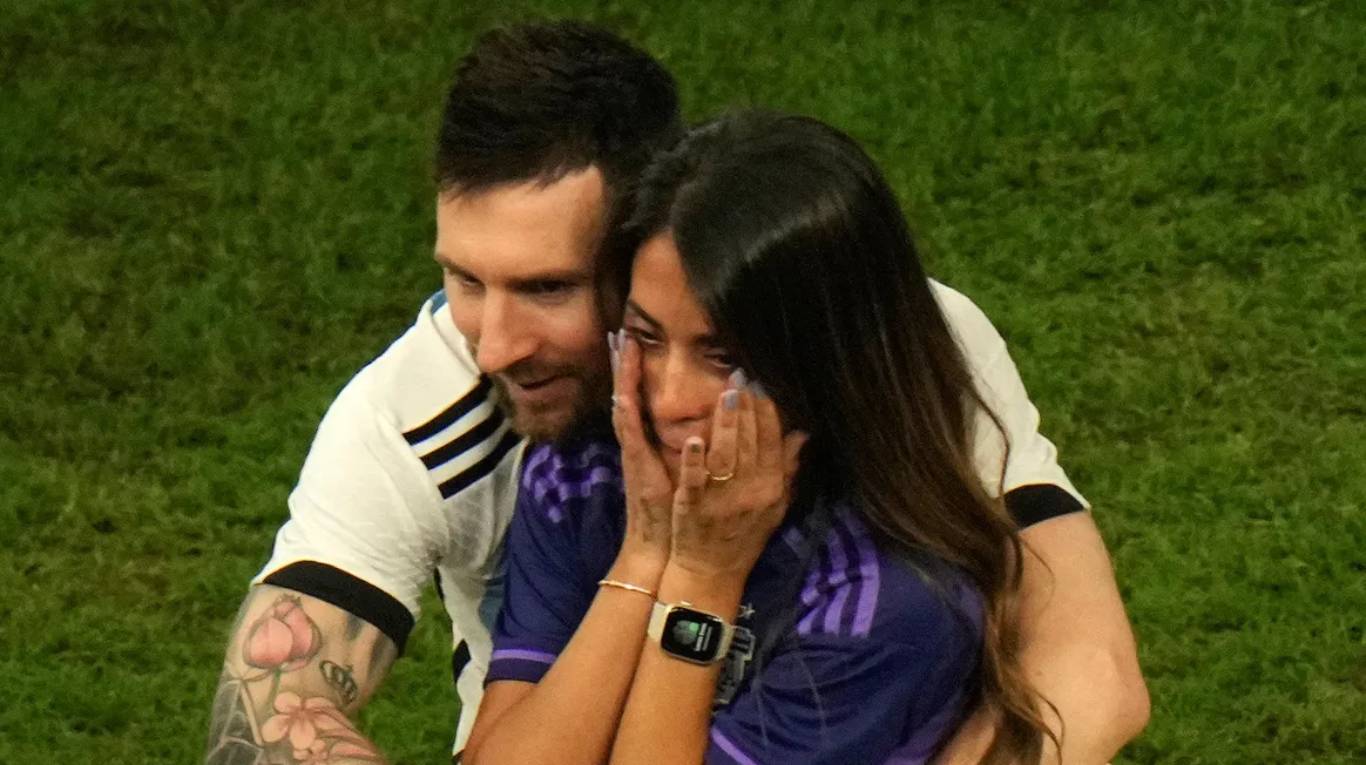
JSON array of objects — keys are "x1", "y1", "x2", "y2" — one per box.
[{"x1": 661, "y1": 607, "x2": 726, "y2": 663}]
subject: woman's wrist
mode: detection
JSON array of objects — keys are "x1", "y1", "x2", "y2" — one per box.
[
  {"x1": 656, "y1": 561, "x2": 746, "y2": 619},
  {"x1": 608, "y1": 549, "x2": 668, "y2": 592}
]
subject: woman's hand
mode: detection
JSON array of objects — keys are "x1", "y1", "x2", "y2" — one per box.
[
  {"x1": 610, "y1": 330, "x2": 673, "y2": 575},
  {"x1": 667, "y1": 374, "x2": 807, "y2": 586}
]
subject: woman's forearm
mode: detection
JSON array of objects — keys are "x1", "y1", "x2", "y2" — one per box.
[
  {"x1": 610, "y1": 564, "x2": 745, "y2": 765},
  {"x1": 464, "y1": 554, "x2": 664, "y2": 765}
]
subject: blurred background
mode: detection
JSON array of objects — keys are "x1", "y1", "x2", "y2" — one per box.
[{"x1": 1, "y1": 1, "x2": 1362, "y2": 762}]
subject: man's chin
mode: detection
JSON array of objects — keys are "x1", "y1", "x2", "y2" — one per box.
[{"x1": 492, "y1": 375, "x2": 607, "y2": 444}]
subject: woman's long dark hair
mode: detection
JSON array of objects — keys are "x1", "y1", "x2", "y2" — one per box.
[{"x1": 618, "y1": 111, "x2": 1055, "y2": 764}]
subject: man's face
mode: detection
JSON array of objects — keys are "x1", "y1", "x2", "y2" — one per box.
[{"x1": 434, "y1": 167, "x2": 615, "y2": 442}]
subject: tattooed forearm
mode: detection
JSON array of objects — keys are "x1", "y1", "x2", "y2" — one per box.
[
  {"x1": 320, "y1": 661, "x2": 360, "y2": 707},
  {"x1": 206, "y1": 587, "x2": 396, "y2": 764}
]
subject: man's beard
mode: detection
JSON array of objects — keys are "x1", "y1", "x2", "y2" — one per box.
[{"x1": 489, "y1": 366, "x2": 612, "y2": 444}]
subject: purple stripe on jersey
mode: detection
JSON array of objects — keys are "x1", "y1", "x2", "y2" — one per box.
[
  {"x1": 829, "y1": 514, "x2": 872, "y2": 636},
  {"x1": 554, "y1": 451, "x2": 620, "y2": 479},
  {"x1": 523, "y1": 446, "x2": 554, "y2": 478},
  {"x1": 570, "y1": 441, "x2": 620, "y2": 466},
  {"x1": 796, "y1": 542, "x2": 832, "y2": 635},
  {"x1": 822, "y1": 525, "x2": 853, "y2": 635},
  {"x1": 781, "y1": 526, "x2": 804, "y2": 554},
  {"x1": 531, "y1": 465, "x2": 619, "y2": 504},
  {"x1": 553, "y1": 466, "x2": 621, "y2": 495},
  {"x1": 490, "y1": 648, "x2": 557, "y2": 665},
  {"x1": 848, "y1": 515, "x2": 880, "y2": 637},
  {"x1": 711, "y1": 727, "x2": 760, "y2": 765}
]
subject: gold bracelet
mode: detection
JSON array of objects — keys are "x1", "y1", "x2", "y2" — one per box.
[{"x1": 598, "y1": 578, "x2": 657, "y2": 600}]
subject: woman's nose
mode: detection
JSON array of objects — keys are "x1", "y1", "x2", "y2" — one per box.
[{"x1": 647, "y1": 352, "x2": 715, "y2": 429}]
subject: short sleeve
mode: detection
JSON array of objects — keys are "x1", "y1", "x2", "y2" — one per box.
[
  {"x1": 932, "y1": 281, "x2": 1089, "y2": 526},
  {"x1": 253, "y1": 374, "x2": 449, "y2": 649},
  {"x1": 706, "y1": 630, "x2": 977, "y2": 765},
  {"x1": 485, "y1": 453, "x2": 595, "y2": 684}
]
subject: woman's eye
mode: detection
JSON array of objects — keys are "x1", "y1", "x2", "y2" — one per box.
[
  {"x1": 705, "y1": 351, "x2": 737, "y2": 371},
  {"x1": 623, "y1": 327, "x2": 661, "y2": 348}
]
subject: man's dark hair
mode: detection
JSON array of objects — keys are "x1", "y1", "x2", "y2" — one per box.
[{"x1": 434, "y1": 21, "x2": 682, "y2": 200}]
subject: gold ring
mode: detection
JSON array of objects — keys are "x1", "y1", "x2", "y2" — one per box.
[{"x1": 706, "y1": 469, "x2": 735, "y2": 482}]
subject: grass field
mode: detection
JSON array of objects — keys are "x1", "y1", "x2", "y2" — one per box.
[{"x1": 1, "y1": 0, "x2": 1362, "y2": 762}]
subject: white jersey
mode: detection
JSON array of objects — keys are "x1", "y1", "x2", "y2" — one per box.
[
  {"x1": 254, "y1": 282, "x2": 1086, "y2": 752},
  {"x1": 255, "y1": 291, "x2": 522, "y2": 747}
]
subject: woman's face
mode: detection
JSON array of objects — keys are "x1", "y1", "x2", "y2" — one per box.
[{"x1": 623, "y1": 233, "x2": 736, "y2": 476}]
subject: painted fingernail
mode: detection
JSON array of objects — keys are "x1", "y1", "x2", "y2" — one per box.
[
  {"x1": 728, "y1": 368, "x2": 747, "y2": 389},
  {"x1": 722, "y1": 389, "x2": 740, "y2": 411},
  {"x1": 748, "y1": 381, "x2": 768, "y2": 400}
]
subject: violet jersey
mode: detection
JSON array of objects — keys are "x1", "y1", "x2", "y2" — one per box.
[{"x1": 489, "y1": 439, "x2": 985, "y2": 764}]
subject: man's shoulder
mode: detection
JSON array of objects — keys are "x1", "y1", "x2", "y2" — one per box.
[
  {"x1": 350, "y1": 292, "x2": 485, "y2": 429},
  {"x1": 323, "y1": 291, "x2": 522, "y2": 502},
  {"x1": 929, "y1": 279, "x2": 1008, "y2": 360}
]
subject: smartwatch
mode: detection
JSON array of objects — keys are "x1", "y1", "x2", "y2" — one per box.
[{"x1": 647, "y1": 600, "x2": 735, "y2": 665}]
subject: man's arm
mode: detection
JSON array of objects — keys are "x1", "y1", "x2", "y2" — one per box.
[
  {"x1": 932, "y1": 512, "x2": 1150, "y2": 765},
  {"x1": 205, "y1": 584, "x2": 396, "y2": 764}
]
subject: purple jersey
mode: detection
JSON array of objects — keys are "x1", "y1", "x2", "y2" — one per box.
[{"x1": 489, "y1": 438, "x2": 983, "y2": 764}]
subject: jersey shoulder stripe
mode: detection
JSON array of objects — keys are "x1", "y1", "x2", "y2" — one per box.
[
  {"x1": 794, "y1": 506, "x2": 881, "y2": 638},
  {"x1": 436, "y1": 429, "x2": 521, "y2": 499},
  {"x1": 362, "y1": 294, "x2": 524, "y2": 502},
  {"x1": 403, "y1": 377, "x2": 493, "y2": 446}
]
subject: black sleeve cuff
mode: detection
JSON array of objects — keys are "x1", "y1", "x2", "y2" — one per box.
[
  {"x1": 1004, "y1": 484, "x2": 1085, "y2": 529},
  {"x1": 263, "y1": 561, "x2": 416, "y2": 653}
]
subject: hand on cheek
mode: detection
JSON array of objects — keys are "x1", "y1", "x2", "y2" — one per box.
[
  {"x1": 609, "y1": 330, "x2": 673, "y2": 571},
  {"x1": 667, "y1": 375, "x2": 808, "y2": 588}
]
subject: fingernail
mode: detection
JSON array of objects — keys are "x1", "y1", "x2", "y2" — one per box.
[
  {"x1": 607, "y1": 333, "x2": 620, "y2": 376},
  {"x1": 686, "y1": 438, "x2": 704, "y2": 453},
  {"x1": 748, "y1": 381, "x2": 768, "y2": 400},
  {"x1": 607, "y1": 331, "x2": 618, "y2": 352},
  {"x1": 722, "y1": 389, "x2": 740, "y2": 411},
  {"x1": 728, "y1": 368, "x2": 747, "y2": 389}
]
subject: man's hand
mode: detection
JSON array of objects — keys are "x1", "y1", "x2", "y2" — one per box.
[
  {"x1": 205, "y1": 584, "x2": 396, "y2": 764},
  {"x1": 932, "y1": 512, "x2": 1149, "y2": 765}
]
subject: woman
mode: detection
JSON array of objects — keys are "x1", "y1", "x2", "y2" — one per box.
[{"x1": 464, "y1": 112, "x2": 1052, "y2": 765}]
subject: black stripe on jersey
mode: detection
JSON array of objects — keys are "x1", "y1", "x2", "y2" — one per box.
[
  {"x1": 419, "y1": 408, "x2": 505, "y2": 469},
  {"x1": 1005, "y1": 484, "x2": 1085, "y2": 528},
  {"x1": 437, "y1": 429, "x2": 522, "y2": 499},
  {"x1": 402, "y1": 377, "x2": 493, "y2": 446},
  {"x1": 451, "y1": 639, "x2": 472, "y2": 690},
  {"x1": 263, "y1": 560, "x2": 416, "y2": 653}
]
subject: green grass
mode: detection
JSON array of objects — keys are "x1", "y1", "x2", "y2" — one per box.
[{"x1": 2, "y1": 0, "x2": 1362, "y2": 762}]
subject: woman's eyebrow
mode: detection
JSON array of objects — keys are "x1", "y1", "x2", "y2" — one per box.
[
  {"x1": 625, "y1": 300, "x2": 724, "y2": 346},
  {"x1": 624, "y1": 301, "x2": 663, "y2": 330}
]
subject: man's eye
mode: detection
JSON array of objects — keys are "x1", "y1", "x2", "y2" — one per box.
[
  {"x1": 525, "y1": 281, "x2": 573, "y2": 297},
  {"x1": 445, "y1": 269, "x2": 481, "y2": 290}
]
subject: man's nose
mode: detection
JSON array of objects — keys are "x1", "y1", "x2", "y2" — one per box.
[{"x1": 473, "y1": 293, "x2": 536, "y2": 374}]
